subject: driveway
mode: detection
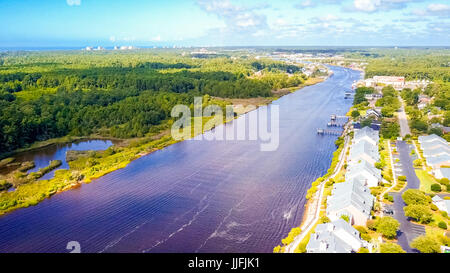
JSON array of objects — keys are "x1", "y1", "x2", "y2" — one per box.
[
  {"x1": 398, "y1": 97, "x2": 411, "y2": 137},
  {"x1": 387, "y1": 141, "x2": 425, "y2": 253}
]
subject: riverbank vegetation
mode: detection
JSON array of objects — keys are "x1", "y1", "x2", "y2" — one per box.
[
  {"x1": 0, "y1": 49, "x2": 316, "y2": 215},
  {"x1": 0, "y1": 50, "x2": 308, "y2": 155}
]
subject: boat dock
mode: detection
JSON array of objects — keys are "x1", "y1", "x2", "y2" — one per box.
[
  {"x1": 317, "y1": 114, "x2": 349, "y2": 135},
  {"x1": 317, "y1": 129, "x2": 342, "y2": 135}
]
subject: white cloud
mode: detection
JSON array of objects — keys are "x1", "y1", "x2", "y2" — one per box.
[
  {"x1": 354, "y1": 0, "x2": 381, "y2": 12},
  {"x1": 352, "y1": 0, "x2": 421, "y2": 13},
  {"x1": 428, "y1": 3, "x2": 450, "y2": 12},
  {"x1": 66, "y1": 0, "x2": 81, "y2": 6},
  {"x1": 412, "y1": 3, "x2": 450, "y2": 16},
  {"x1": 151, "y1": 35, "x2": 162, "y2": 42},
  {"x1": 197, "y1": 0, "x2": 268, "y2": 32}
]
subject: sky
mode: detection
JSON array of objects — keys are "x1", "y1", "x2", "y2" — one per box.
[{"x1": 0, "y1": 0, "x2": 449, "y2": 47}]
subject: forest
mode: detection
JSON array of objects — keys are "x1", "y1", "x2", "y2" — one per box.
[{"x1": 0, "y1": 50, "x2": 305, "y2": 155}]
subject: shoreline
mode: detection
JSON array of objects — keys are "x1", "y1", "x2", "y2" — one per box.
[{"x1": 0, "y1": 77, "x2": 326, "y2": 217}]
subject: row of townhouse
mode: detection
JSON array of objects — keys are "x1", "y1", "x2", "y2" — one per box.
[
  {"x1": 417, "y1": 134, "x2": 450, "y2": 180},
  {"x1": 307, "y1": 127, "x2": 379, "y2": 253}
]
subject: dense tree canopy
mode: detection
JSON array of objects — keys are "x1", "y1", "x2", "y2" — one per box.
[{"x1": 0, "y1": 50, "x2": 306, "y2": 154}]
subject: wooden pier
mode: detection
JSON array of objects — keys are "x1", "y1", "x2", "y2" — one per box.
[
  {"x1": 327, "y1": 122, "x2": 346, "y2": 127},
  {"x1": 317, "y1": 128, "x2": 343, "y2": 135}
]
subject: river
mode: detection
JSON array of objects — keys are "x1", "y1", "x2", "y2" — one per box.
[{"x1": 0, "y1": 66, "x2": 361, "y2": 253}]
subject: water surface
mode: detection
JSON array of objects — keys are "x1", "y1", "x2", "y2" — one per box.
[
  {"x1": 0, "y1": 66, "x2": 360, "y2": 253},
  {"x1": 0, "y1": 140, "x2": 114, "y2": 180}
]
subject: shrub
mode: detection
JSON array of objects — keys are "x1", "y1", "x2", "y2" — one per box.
[
  {"x1": 431, "y1": 204, "x2": 439, "y2": 211},
  {"x1": 340, "y1": 214, "x2": 350, "y2": 223},
  {"x1": 361, "y1": 233, "x2": 372, "y2": 242},
  {"x1": 440, "y1": 178, "x2": 450, "y2": 186},
  {"x1": 0, "y1": 180, "x2": 13, "y2": 191},
  {"x1": 354, "y1": 225, "x2": 368, "y2": 234},
  {"x1": 351, "y1": 110, "x2": 360, "y2": 118},
  {"x1": 319, "y1": 216, "x2": 331, "y2": 224},
  {"x1": 398, "y1": 176, "x2": 407, "y2": 181},
  {"x1": 402, "y1": 189, "x2": 431, "y2": 205},
  {"x1": 367, "y1": 219, "x2": 377, "y2": 230},
  {"x1": 413, "y1": 159, "x2": 422, "y2": 167},
  {"x1": 358, "y1": 247, "x2": 370, "y2": 253},
  {"x1": 404, "y1": 204, "x2": 433, "y2": 224},
  {"x1": 438, "y1": 221, "x2": 448, "y2": 230},
  {"x1": 441, "y1": 211, "x2": 448, "y2": 218},
  {"x1": 380, "y1": 242, "x2": 406, "y2": 253},
  {"x1": 281, "y1": 227, "x2": 302, "y2": 246},
  {"x1": 431, "y1": 183, "x2": 442, "y2": 192},
  {"x1": 375, "y1": 217, "x2": 400, "y2": 239},
  {"x1": 273, "y1": 245, "x2": 281, "y2": 253},
  {"x1": 411, "y1": 235, "x2": 441, "y2": 253}
]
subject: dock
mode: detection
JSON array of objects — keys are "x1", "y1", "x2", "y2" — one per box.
[{"x1": 317, "y1": 128, "x2": 343, "y2": 135}]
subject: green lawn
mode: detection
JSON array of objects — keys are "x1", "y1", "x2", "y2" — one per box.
[{"x1": 416, "y1": 170, "x2": 438, "y2": 194}]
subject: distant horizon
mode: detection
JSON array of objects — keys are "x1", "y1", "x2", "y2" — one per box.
[
  {"x1": 1, "y1": 45, "x2": 450, "y2": 51},
  {"x1": 1, "y1": 0, "x2": 449, "y2": 47}
]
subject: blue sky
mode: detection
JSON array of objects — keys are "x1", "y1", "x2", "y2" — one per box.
[{"x1": 1, "y1": 0, "x2": 449, "y2": 47}]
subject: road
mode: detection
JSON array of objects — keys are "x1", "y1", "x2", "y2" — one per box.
[
  {"x1": 389, "y1": 141, "x2": 425, "y2": 253},
  {"x1": 398, "y1": 97, "x2": 411, "y2": 137}
]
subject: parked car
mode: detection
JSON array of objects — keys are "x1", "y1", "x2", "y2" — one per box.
[{"x1": 384, "y1": 209, "x2": 394, "y2": 215}]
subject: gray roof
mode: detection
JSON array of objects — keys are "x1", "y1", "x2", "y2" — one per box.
[
  {"x1": 418, "y1": 134, "x2": 447, "y2": 144},
  {"x1": 346, "y1": 160, "x2": 382, "y2": 180},
  {"x1": 354, "y1": 127, "x2": 379, "y2": 143},
  {"x1": 423, "y1": 146, "x2": 450, "y2": 158},
  {"x1": 445, "y1": 200, "x2": 450, "y2": 214},
  {"x1": 307, "y1": 219, "x2": 363, "y2": 253},
  {"x1": 327, "y1": 180, "x2": 374, "y2": 218},
  {"x1": 426, "y1": 154, "x2": 450, "y2": 166},
  {"x1": 349, "y1": 139, "x2": 380, "y2": 162},
  {"x1": 421, "y1": 141, "x2": 449, "y2": 151},
  {"x1": 438, "y1": 168, "x2": 450, "y2": 180},
  {"x1": 432, "y1": 195, "x2": 443, "y2": 202}
]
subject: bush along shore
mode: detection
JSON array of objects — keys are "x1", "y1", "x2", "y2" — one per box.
[{"x1": 274, "y1": 134, "x2": 347, "y2": 253}]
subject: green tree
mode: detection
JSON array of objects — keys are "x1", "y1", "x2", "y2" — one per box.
[
  {"x1": 380, "y1": 242, "x2": 406, "y2": 253},
  {"x1": 402, "y1": 189, "x2": 431, "y2": 205},
  {"x1": 431, "y1": 183, "x2": 442, "y2": 192},
  {"x1": 404, "y1": 204, "x2": 433, "y2": 224},
  {"x1": 438, "y1": 221, "x2": 447, "y2": 230},
  {"x1": 410, "y1": 235, "x2": 441, "y2": 253},
  {"x1": 375, "y1": 217, "x2": 400, "y2": 239},
  {"x1": 351, "y1": 110, "x2": 360, "y2": 119}
]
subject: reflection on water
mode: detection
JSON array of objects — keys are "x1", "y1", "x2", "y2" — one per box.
[
  {"x1": 0, "y1": 66, "x2": 361, "y2": 253},
  {"x1": 0, "y1": 140, "x2": 115, "y2": 180}
]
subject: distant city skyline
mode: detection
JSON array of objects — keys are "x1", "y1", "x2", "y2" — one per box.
[{"x1": 1, "y1": 0, "x2": 449, "y2": 47}]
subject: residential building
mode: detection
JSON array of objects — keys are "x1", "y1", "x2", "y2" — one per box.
[
  {"x1": 432, "y1": 196, "x2": 450, "y2": 214},
  {"x1": 348, "y1": 140, "x2": 380, "y2": 166},
  {"x1": 346, "y1": 160, "x2": 382, "y2": 187},
  {"x1": 353, "y1": 126, "x2": 380, "y2": 146},
  {"x1": 327, "y1": 179, "x2": 374, "y2": 225},
  {"x1": 373, "y1": 76, "x2": 405, "y2": 90},
  {"x1": 306, "y1": 219, "x2": 370, "y2": 253},
  {"x1": 434, "y1": 168, "x2": 450, "y2": 180}
]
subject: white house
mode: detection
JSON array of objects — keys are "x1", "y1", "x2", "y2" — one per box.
[
  {"x1": 327, "y1": 179, "x2": 374, "y2": 226},
  {"x1": 432, "y1": 195, "x2": 450, "y2": 214},
  {"x1": 348, "y1": 139, "x2": 380, "y2": 166},
  {"x1": 353, "y1": 127, "x2": 379, "y2": 146},
  {"x1": 434, "y1": 168, "x2": 450, "y2": 180},
  {"x1": 346, "y1": 161, "x2": 382, "y2": 187},
  {"x1": 307, "y1": 219, "x2": 370, "y2": 253}
]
